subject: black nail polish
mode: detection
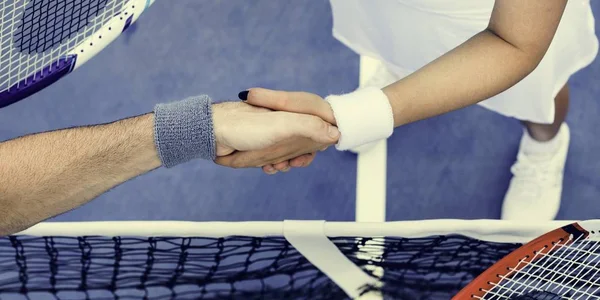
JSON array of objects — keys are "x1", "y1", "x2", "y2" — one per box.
[{"x1": 238, "y1": 91, "x2": 249, "y2": 100}]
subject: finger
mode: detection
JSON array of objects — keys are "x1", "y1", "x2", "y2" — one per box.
[
  {"x1": 262, "y1": 165, "x2": 277, "y2": 175},
  {"x1": 291, "y1": 153, "x2": 317, "y2": 167},
  {"x1": 274, "y1": 161, "x2": 290, "y2": 172},
  {"x1": 215, "y1": 138, "x2": 325, "y2": 169},
  {"x1": 289, "y1": 153, "x2": 313, "y2": 167},
  {"x1": 215, "y1": 155, "x2": 257, "y2": 169},
  {"x1": 243, "y1": 88, "x2": 336, "y2": 124},
  {"x1": 217, "y1": 151, "x2": 291, "y2": 170},
  {"x1": 273, "y1": 113, "x2": 340, "y2": 144},
  {"x1": 303, "y1": 153, "x2": 317, "y2": 167},
  {"x1": 289, "y1": 156, "x2": 307, "y2": 167}
]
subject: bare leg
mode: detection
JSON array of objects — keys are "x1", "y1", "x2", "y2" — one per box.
[
  {"x1": 522, "y1": 84, "x2": 569, "y2": 141},
  {"x1": 502, "y1": 83, "x2": 570, "y2": 221}
]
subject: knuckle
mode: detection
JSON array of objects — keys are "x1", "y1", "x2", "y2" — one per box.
[{"x1": 310, "y1": 117, "x2": 328, "y2": 132}]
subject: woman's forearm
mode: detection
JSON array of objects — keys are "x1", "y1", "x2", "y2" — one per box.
[
  {"x1": 383, "y1": 29, "x2": 542, "y2": 127},
  {"x1": 0, "y1": 114, "x2": 161, "y2": 235},
  {"x1": 383, "y1": 1, "x2": 566, "y2": 127}
]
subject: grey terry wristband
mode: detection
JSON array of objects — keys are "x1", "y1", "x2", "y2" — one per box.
[{"x1": 153, "y1": 95, "x2": 216, "y2": 168}]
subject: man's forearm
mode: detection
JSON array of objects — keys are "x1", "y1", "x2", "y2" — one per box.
[
  {"x1": 383, "y1": 29, "x2": 542, "y2": 127},
  {"x1": 0, "y1": 113, "x2": 161, "y2": 235}
]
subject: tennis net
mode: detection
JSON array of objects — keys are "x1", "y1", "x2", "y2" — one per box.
[{"x1": 0, "y1": 219, "x2": 574, "y2": 299}]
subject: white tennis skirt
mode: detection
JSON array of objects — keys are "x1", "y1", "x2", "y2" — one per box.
[{"x1": 330, "y1": 0, "x2": 599, "y2": 124}]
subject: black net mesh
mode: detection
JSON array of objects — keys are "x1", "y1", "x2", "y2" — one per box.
[
  {"x1": 362, "y1": 236, "x2": 520, "y2": 299},
  {"x1": 0, "y1": 234, "x2": 523, "y2": 299},
  {"x1": 13, "y1": 0, "x2": 118, "y2": 54}
]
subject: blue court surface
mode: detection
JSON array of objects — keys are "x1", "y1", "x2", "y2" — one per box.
[{"x1": 1, "y1": 0, "x2": 599, "y2": 222}]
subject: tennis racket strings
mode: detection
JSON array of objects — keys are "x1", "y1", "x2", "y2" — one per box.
[
  {"x1": 0, "y1": 0, "x2": 152, "y2": 108},
  {"x1": 484, "y1": 233, "x2": 600, "y2": 299},
  {"x1": 456, "y1": 221, "x2": 600, "y2": 300}
]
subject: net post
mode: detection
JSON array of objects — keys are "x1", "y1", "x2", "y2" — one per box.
[{"x1": 355, "y1": 55, "x2": 387, "y2": 300}]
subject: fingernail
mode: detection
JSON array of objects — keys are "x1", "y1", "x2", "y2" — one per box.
[
  {"x1": 238, "y1": 90, "x2": 249, "y2": 100},
  {"x1": 328, "y1": 126, "x2": 340, "y2": 139},
  {"x1": 264, "y1": 166, "x2": 274, "y2": 172}
]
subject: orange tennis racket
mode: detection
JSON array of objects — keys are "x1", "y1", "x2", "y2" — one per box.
[{"x1": 454, "y1": 220, "x2": 600, "y2": 299}]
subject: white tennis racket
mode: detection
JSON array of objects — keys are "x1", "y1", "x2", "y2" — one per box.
[
  {"x1": 0, "y1": 0, "x2": 155, "y2": 109},
  {"x1": 454, "y1": 220, "x2": 600, "y2": 299}
]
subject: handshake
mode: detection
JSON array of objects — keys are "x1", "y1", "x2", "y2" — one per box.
[
  {"x1": 154, "y1": 86, "x2": 394, "y2": 174},
  {"x1": 212, "y1": 88, "x2": 340, "y2": 175}
]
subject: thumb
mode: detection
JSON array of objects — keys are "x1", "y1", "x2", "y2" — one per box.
[
  {"x1": 275, "y1": 113, "x2": 340, "y2": 144},
  {"x1": 240, "y1": 88, "x2": 336, "y2": 125}
]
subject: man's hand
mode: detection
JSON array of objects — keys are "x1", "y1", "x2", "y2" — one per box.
[
  {"x1": 212, "y1": 100, "x2": 339, "y2": 170},
  {"x1": 230, "y1": 88, "x2": 337, "y2": 174}
]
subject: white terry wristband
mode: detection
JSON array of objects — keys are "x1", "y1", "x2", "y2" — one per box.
[{"x1": 325, "y1": 87, "x2": 394, "y2": 151}]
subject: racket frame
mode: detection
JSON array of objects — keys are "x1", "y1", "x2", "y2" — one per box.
[
  {"x1": 453, "y1": 221, "x2": 596, "y2": 299},
  {"x1": 0, "y1": 0, "x2": 155, "y2": 108}
]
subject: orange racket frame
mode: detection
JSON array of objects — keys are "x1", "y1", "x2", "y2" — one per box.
[{"x1": 453, "y1": 222, "x2": 591, "y2": 299}]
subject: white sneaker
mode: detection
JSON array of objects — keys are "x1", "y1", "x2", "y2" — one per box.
[
  {"x1": 349, "y1": 61, "x2": 399, "y2": 154},
  {"x1": 501, "y1": 123, "x2": 570, "y2": 221}
]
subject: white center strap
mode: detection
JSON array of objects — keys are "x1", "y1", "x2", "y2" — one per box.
[
  {"x1": 283, "y1": 220, "x2": 380, "y2": 299},
  {"x1": 325, "y1": 87, "x2": 394, "y2": 151}
]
